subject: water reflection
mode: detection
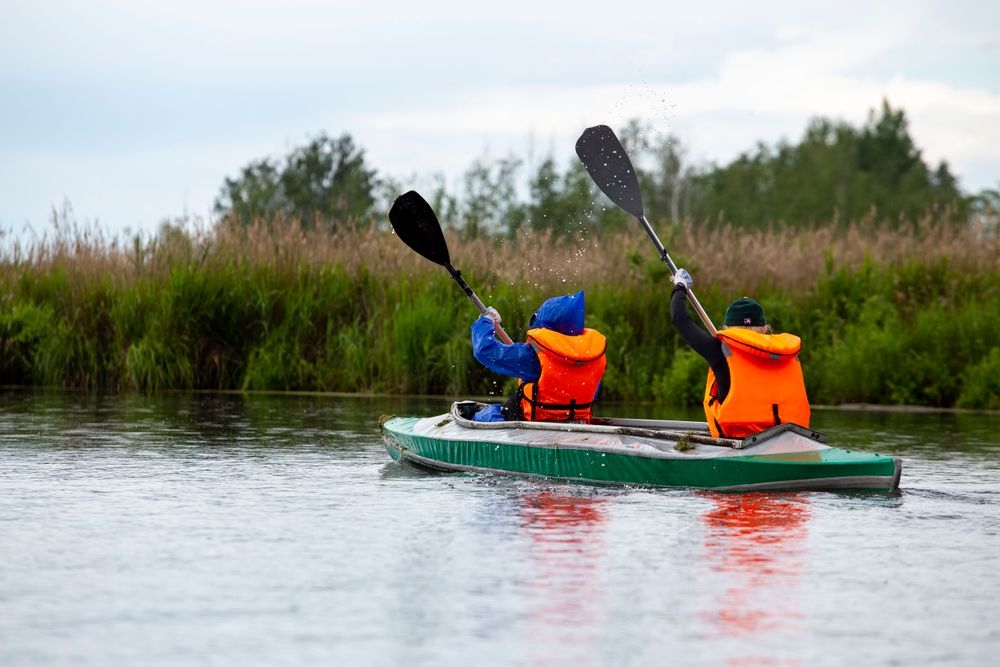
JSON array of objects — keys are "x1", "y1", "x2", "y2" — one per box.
[
  {"x1": 5, "y1": 391, "x2": 998, "y2": 666},
  {"x1": 518, "y1": 490, "x2": 609, "y2": 665},
  {"x1": 699, "y1": 492, "x2": 811, "y2": 664}
]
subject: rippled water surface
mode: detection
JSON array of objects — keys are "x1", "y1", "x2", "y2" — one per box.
[{"x1": 2, "y1": 390, "x2": 998, "y2": 666}]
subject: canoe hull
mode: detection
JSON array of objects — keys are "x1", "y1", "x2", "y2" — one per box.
[{"x1": 381, "y1": 403, "x2": 902, "y2": 492}]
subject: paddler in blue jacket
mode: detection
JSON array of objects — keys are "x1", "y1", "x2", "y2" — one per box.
[{"x1": 470, "y1": 290, "x2": 607, "y2": 423}]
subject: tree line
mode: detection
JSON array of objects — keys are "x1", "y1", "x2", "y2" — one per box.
[{"x1": 214, "y1": 99, "x2": 998, "y2": 235}]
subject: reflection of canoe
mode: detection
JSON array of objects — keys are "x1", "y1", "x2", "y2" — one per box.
[{"x1": 380, "y1": 401, "x2": 902, "y2": 492}]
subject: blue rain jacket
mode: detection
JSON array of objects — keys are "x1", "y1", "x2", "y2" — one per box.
[{"x1": 470, "y1": 291, "x2": 587, "y2": 422}]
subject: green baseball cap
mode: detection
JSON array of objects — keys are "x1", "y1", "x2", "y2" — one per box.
[{"x1": 724, "y1": 297, "x2": 766, "y2": 327}]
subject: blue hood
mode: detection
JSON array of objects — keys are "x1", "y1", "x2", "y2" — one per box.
[{"x1": 529, "y1": 291, "x2": 586, "y2": 336}]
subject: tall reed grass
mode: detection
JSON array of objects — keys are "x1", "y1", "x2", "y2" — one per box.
[{"x1": 2, "y1": 210, "x2": 998, "y2": 409}]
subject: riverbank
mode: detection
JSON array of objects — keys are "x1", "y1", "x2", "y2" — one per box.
[{"x1": 2, "y1": 216, "x2": 998, "y2": 408}]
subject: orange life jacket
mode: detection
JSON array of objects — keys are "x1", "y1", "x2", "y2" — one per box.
[
  {"x1": 518, "y1": 327, "x2": 607, "y2": 423},
  {"x1": 703, "y1": 327, "x2": 811, "y2": 438}
]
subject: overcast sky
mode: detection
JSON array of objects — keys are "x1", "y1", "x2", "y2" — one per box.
[{"x1": 2, "y1": 0, "x2": 998, "y2": 238}]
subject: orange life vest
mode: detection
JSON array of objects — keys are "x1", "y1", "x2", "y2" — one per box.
[
  {"x1": 518, "y1": 327, "x2": 607, "y2": 423},
  {"x1": 703, "y1": 327, "x2": 811, "y2": 438}
]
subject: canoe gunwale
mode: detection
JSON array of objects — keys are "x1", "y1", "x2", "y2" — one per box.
[{"x1": 447, "y1": 401, "x2": 828, "y2": 451}]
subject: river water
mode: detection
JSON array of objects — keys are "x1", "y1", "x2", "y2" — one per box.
[{"x1": 1, "y1": 389, "x2": 998, "y2": 666}]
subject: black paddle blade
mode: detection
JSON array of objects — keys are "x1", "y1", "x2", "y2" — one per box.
[
  {"x1": 575, "y1": 124, "x2": 645, "y2": 220},
  {"x1": 388, "y1": 190, "x2": 451, "y2": 267}
]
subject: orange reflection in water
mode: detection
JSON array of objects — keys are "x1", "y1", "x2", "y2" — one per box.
[
  {"x1": 521, "y1": 491, "x2": 607, "y2": 533},
  {"x1": 519, "y1": 490, "x2": 608, "y2": 663},
  {"x1": 700, "y1": 491, "x2": 812, "y2": 661}
]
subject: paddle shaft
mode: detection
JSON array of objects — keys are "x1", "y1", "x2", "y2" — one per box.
[
  {"x1": 388, "y1": 190, "x2": 513, "y2": 344},
  {"x1": 575, "y1": 125, "x2": 717, "y2": 336},
  {"x1": 637, "y1": 213, "x2": 718, "y2": 337},
  {"x1": 445, "y1": 262, "x2": 513, "y2": 344}
]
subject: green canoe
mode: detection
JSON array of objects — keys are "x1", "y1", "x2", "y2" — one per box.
[{"x1": 381, "y1": 401, "x2": 902, "y2": 492}]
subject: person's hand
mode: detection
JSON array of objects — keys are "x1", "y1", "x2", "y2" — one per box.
[
  {"x1": 483, "y1": 307, "x2": 502, "y2": 325},
  {"x1": 673, "y1": 268, "x2": 693, "y2": 291}
]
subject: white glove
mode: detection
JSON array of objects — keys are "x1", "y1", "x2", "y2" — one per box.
[
  {"x1": 483, "y1": 307, "x2": 502, "y2": 325},
  {"x1": 673, "y1": 268, "x2": 693, "y2": 291}
]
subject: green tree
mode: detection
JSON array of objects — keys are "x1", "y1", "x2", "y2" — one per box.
[
  {"x1": 524, "y1": 156, "x2": 562, "y2": 234},
  {"x1": 686, "y1": 142, "x2": 776, "y2": 227},
  {"x1": 684, "y1": 100, "x2": 967, "y2": 228},
  {"x1": 523, "y1": 157, "x2": 596, "y2": 236},
  {"x1": 215, "y1": 158, "x2": 287, "y2": 227},
  {"x1": 457, "y1": 155, "x2": 526, "y2": 238},
  {"x1": 852, "y1": 99, "x2": 965, "y2": 221},
  {"x1": 215, "y1": 133, "x2": 378, "y2": 230},
  {"x1": 646, "y1": 133, "x2": 690, "y2": 223}
]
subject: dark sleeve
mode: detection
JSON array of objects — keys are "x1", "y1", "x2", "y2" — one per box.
[
  {"x1": 670, "y1": 287, "x2": 730, "y2": 401},
  {"x1": 671, "y1": 287, "x2": 718, "y2": 359}
]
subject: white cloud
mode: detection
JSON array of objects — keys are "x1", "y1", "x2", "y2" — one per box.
[
  {"x1": 2, "y1": 0, "x2": 999, "y2": 236},
  {"x1": 359, "y1": 18, "x2": 1000, "y2": 192}
]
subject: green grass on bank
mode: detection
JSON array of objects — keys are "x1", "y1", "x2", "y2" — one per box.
[{"x1": 2, "y1": 216, "x2": 998, "y2": 409}]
